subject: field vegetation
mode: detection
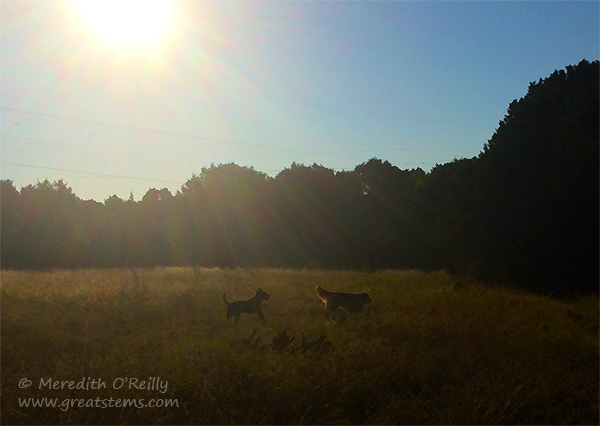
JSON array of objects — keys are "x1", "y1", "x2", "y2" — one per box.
[{"x1": 2, "y1": 268, "x2": 598, "y2": 424}]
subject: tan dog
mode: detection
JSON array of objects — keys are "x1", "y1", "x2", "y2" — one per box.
[
  {"x1": 223, "y1": 288, "x2": 270, "y2": 324},
  {"x1": 316, "y1": 285, "x2": 371, "y2": 319}
]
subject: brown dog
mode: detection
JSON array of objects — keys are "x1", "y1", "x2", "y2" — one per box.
[
  {"x1": 316, "y1": 285, "x2": 371, "y2": 319},
  {"x1": 223, "y1": 288, "x2": 270, "y2": 324}
]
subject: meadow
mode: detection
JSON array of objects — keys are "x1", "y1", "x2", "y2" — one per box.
[{"x1": 1, "y1": 268, "x2": 598, "y2": 425}]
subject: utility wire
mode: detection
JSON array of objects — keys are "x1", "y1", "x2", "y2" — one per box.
[
  {"x1": 1, "y1": 88, "x2": 480, "y2": 153},
  {"x1": 1, "y1": 161, "x2": 184, "y2": 185},
  {"x1": 0, "y1": 105, "x2": 453, "y2": 172},
  {"x1": 0, "y1": 134, "x2": 344, "y2": 175},
  {"x1": 0, "y1": 106, "x2": 279, "y2": 149},
  {"x1": 3, "y1": 86, "x2": 492, "y2": 130},
  {"x1": 1, "y1": 105, "x2": 394, "y2": 157}
]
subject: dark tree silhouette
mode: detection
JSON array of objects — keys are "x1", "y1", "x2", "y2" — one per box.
[
  {"x1": 354, "y1": 159, "x2": 427, "y2": 268},
  {"x1": 1, "y1": 180, "x2": 23, "y2": 268},
  {"x1": 474, "y1": 59, "x2": 599, "y2": 293},
  {"x1": 421, "y1": 158, "x2": 480, "y2": 273}
]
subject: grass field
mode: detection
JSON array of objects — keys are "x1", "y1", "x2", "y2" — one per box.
[{"x1": 1, "y1": 267, "x2": 598, "y2": 425}]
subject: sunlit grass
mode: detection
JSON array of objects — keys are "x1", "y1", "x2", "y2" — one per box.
[{"x1": 2, "y1": 268, "x2": 598, "y2": 424}]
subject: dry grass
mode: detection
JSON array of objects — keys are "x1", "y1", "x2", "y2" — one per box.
[{"x1": 1, "y1": 268, "x2": 598, "y2": 424}]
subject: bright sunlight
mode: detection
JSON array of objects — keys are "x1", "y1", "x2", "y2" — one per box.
[{"x1": 74, "y1": 0, "x2": 173, "y2": 47}]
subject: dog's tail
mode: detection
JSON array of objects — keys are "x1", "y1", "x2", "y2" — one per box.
[{"x1": 223, "y1": 291, "x2": 230, "y2": 305}]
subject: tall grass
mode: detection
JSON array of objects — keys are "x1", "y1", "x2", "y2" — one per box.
[{"x1": 2, "y1": 268, "x2": 598, "y2": 424}]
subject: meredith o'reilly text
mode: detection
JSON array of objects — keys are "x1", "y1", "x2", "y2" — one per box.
[{"x1": 38, "y1": 377, "x2": 169, "y2": 394}]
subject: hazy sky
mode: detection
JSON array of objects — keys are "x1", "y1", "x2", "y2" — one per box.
[{"x1": 1, "y1": 0, "x2": 598, "y2": 201}]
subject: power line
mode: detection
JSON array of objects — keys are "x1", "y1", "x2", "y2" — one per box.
[
  {"x1": 1, "y1": 161, "x2": 184, "y2": 185},
  {"x1": 0, "y1": 108, "x2": 411, "y2": 174},
  {"x1": 1, "y1": 88, "x2": 484, "y2": 154},
  {"x1": 1, "y1": 102, "x2": 449, "y2": 177},
  {"x1": 1, "y1": 105, "x2": 388, "y2": 157},
  {"x1": 0, "y1": 105, "x2": 458, "y2": 172},
  {"x1": 0, "y1": 133, "x2": 348, "y2": 176},
  {"x1": 0, "y1": 106, "x2": 272, "y2": 148},
  {"x1": 0, "y1": 135, "x2": 210, "y2": 177},
  {"x1": 2, "y1": 86, "x2": 493, "y2": 130}
]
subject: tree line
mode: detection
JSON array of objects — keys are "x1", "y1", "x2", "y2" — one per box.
[{"x1": 1, "y1": 60, "x2": 598, "y2": 295}]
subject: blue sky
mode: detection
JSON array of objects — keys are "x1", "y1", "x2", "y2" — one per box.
[{"x1": 1, "y1": 0, "x2": 598, "y2": 201}]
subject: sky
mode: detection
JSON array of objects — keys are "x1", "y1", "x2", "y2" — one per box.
[{"x1": 1, "y1": 0, "x2": 598, "y2": 202}]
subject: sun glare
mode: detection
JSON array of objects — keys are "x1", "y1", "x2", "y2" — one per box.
[{"x1": 74, "y1": 0, "x2": 173, "y2": 47}]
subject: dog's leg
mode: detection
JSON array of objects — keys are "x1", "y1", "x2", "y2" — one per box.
[
  {"x1": 326, "y1": 304, "x2": 338, "y2": 320},
  {"x1": 258, "y1": 308, "x2": 266, "y2": 323},
  {"x1": 323, "y1": 302, "x2": 330, "y2": 318}
]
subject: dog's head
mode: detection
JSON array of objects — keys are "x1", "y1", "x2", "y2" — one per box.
[
  {"x1": 361, "y1": 293, "x2": 372, "y2": 304},
  {"x1": 256, "y1": 288, "x2": 270, "y2": 301}
]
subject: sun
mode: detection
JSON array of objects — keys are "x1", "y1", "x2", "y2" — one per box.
[{"x1": 74, "y1": 0, "x2": 173, "y2": 47}]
